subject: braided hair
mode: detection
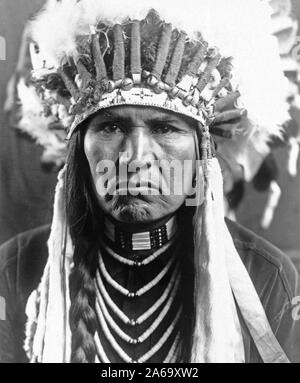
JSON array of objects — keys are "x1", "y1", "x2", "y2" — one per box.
[{"x1": 66, "y1": 126, "x2": 102, "y2": 363}]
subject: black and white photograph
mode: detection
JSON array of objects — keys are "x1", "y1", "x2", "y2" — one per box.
[{"x1": 0, "y1": 0, "x2": 300, "y2": 367}]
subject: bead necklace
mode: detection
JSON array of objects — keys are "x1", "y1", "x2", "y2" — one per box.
[
  {"x1": 94, "y1": 233, "x2": 182, "y2": 363},
  {"x1": 94, "y1": 331, "x2": 109, "y2": 363},
  {"x1": 163, "y1": 332, "x2": 181, "y2": 363},
  {"x1": 95, "y1": 270, "x2": 181, "y2": 345},
  {"x1": 98, "y1": 252, "x2": 176, "y2": 298},
  {"x1": 95, "y1": 264, "x2": 180, "y2": 326},
  {"x1": 95, "y1": 299, "x2": 182, "y2": 363},
  {"x1": 100, "y1": 236, "x2": 175, "y2": 267},
  {"x1": 94, "y1": 331, "x2": 181, "y2": 364}
]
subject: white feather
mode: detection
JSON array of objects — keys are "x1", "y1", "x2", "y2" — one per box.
[{"x1": 17, "y1": 79, "x2": 66, "y2": 156}]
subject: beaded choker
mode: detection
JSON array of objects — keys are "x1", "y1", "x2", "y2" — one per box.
[{"x1": 103, "y1": 215, "x2": 178, "y2": 251}]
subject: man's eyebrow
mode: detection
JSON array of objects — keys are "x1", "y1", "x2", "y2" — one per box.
[
  {"x1": 93, "y1": 111, "x2": 132, "y2": 124},
  {"x1": 145, "y1": 116, "x2": 180, "y2": 124},
  {"x1": 96, "y1": 110, "x2": 182, "y2": 124},
  {"x1": 102, "y1": 110, "x2": 118, "y2": 119}
]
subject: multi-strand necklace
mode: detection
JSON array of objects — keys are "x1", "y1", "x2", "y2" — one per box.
[{"x1": 94, "y1": 216, "x2": 182, "y2": 363}]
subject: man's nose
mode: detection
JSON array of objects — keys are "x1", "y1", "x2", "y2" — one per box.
[{"x1": 120, "y1": 127, "x2": 156, "y2": 165}]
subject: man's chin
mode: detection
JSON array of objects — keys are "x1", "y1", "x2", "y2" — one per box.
[{"x1": 111, "y1": 196, "x2": 155, "y2": 223}]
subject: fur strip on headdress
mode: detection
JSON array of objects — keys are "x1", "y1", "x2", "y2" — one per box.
[
  {"x1": 25, "y1": 168, "x2": 73, "y2": 363},
  {"x1": 192, "y1": 158, "x2": 244, "y2": 362},
  {"x1": 191, "y1": 156, "x2": 289, "y2": 362}
]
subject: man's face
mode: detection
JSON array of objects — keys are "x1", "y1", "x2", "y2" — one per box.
[{"x1": 84, "y1": 105, "x2": 197, "y2": 223}]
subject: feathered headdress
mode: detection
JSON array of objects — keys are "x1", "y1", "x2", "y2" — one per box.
[
  {"x1": 13, "y1": 0, "x2": 289, "y2": 167},
  {"x1": 21, "y1": 0, "x2": 290, "y2": 363}
]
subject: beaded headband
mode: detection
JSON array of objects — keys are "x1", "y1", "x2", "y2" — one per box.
[{"x1": 30, "y1": 10, "x2": 238, "y2": 151}]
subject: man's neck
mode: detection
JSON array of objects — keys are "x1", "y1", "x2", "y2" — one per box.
[{"x1": 103, "y1": 214, "x2": 178, "y2": 252}]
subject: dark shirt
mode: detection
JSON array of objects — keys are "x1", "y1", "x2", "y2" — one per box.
[{"x1": 0, "y1": 220, "x2": 300, "y2": 363}]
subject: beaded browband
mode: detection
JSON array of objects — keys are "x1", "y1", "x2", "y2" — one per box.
[{"x1": 30, "y1": 10, "x2": 243, "y2": 154}]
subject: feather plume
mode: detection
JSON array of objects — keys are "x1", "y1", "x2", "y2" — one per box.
[{"x1": 17, "y1": 79, "x2": 67, "y2": 164}]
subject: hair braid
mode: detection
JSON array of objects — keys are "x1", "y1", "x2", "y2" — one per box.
[
  {"x1": 69, "y1": 242, "x2": 98, "y2": 363},
  {"x1": 66, "y1": 128, "x2": 102, "y2": 363}
]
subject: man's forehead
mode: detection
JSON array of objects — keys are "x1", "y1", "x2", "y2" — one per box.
[{"x1": 98, "y1": 106, "x2": 190, "y2": 123}]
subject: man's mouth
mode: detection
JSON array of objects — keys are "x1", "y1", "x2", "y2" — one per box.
[{"x1": 116, "y1": 180, "x2": 162, "y2": 195}]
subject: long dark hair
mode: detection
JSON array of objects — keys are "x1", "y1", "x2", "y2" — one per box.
[{"x1": 66, "y1": 126, "x2": 101, "y2": 363}]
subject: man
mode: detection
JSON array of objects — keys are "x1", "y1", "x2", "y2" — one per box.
[{"x1": 0, "y1": 0, "x2": 299, "y2": 363}]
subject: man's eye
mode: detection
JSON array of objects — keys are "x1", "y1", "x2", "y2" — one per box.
[
  {"x1": 152, "y1": 124, "x2": 178, "y2": 134},
  {"x1": 99, "y1": 123, "x2": 123, "y2": 134}
]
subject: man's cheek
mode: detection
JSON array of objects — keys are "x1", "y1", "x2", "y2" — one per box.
[{"x1": 95, "y1": 160, "x2": 116, "y2": 197}]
